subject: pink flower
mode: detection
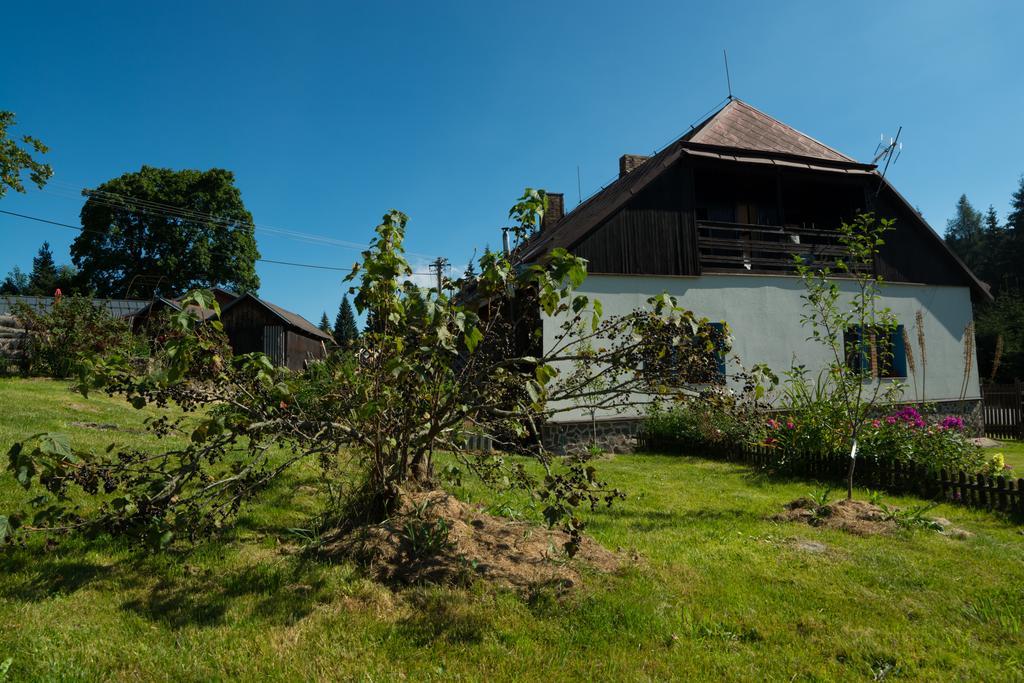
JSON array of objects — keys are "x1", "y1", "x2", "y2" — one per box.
[
  {"x1": 767, "y1": 418, "x2": 779, "y2": 430},
  {"x1": 786, "y1": 421, "x2": 795, "y2": 430},
  {"x1": 872, "y1": 419, "x2": 880, "y2": 429},
  {"x1": 886, "y1": 416, "x2": 897, "y2": 425}
]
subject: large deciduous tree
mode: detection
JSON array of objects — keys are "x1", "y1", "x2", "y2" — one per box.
[
  {"x1": 71, "y1": 166, "x2": 260, "y2": 297},
  {"x1": 0, "y1": 111, "x2": 52, "y2": 199}
]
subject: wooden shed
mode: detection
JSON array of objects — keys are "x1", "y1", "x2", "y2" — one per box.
[{"x1": 220, "y1": 293, "x2": 332, "y2": 370}]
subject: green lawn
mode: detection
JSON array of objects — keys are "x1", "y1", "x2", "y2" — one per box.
[
  {"x1": 997, "y1": 438, "x2": 1024, "y2": 471},
  {"x1": 1, "y1": 378, "x2": 1022, "y2": 681}
]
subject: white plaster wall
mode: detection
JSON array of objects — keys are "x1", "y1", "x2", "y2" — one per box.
[{"x1": 543, "y1": 273, "x2": 980, "y2": 422}]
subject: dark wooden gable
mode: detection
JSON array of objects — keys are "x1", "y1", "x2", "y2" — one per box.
[
  {"x1": 571, "y1": 163, "x2": 699, "y2": 276},
  {"x1": 520, "y1": 99, "x2": 991, "y2": 301}
]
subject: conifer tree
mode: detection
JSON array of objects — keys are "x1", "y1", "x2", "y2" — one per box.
[
  {"x1": 333, "y1": 295, "x2": 359, "y2": 347},
  {"x1": 318, "y1": 312, "x2": 332, "y2": 335},
  {"x1": 29, "y1": 241, "x2": 58, "y2": 295}
]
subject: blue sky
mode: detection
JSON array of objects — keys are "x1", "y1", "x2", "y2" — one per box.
[{"x1": 2, "y1": 0, "x2": 1022, "y2": 324}]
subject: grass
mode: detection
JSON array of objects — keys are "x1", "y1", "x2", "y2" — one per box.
[
  {"x1": 996, "y1": 438, "x2": 1024, "y2": 471},
  {"x1": 1, "y1": 378, "x2": 1023, "y2": 681}
]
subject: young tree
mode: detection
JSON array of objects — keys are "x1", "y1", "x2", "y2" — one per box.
[
  {"x1": 333, "y1": 295, "x2": 358, "y2": 347},
  {"x1": 791, "y1": 213, "x2": 904, "y2": 499},
  {"x1": 28, "y1": 242, "x2": 58, "y2": 296},
  {"x1": 0, "y1": 111, "x2": 52, "y2": 199},
  {"x1": 72, "y1": 166, "x2": 260, "y2": 297},
  {"x1": 318, "y1": 312, "x2": 332, "y2": 335},
  {"x1": 2, "y1": 192, "x2": 720, "y2": 556}
]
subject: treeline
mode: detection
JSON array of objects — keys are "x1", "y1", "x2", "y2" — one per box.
[
  {"x1": 1, "y1": 242, "x2": 81, "y2": 296},
  {"x1": 944, "y1": 176, "x2": 1024, "y2": 383}
]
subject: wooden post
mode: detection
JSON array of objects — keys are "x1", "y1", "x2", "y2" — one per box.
[
  {"x1": 957, "y1": 471, "x2": 967, "y2": 506},
  {"x1": 997, "y1": 477, "x2": 1008, "y2": 512},
  {"x1": 1017, "y1": 380, "x2": 1024, "y2": 440}
]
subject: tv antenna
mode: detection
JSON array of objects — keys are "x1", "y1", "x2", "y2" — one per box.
[
  {"x1": 576, "y1": 165, "x2": 583, "y2": 206},
  {"x1": 723, "y1": 49, "x2": 733, "y2": 100},
  {"x1": 872, "y1": 126, "x2": 902, "y2": 195}
]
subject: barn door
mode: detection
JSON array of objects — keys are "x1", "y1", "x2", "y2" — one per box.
[{"x1": 263, "y1": 325, "x2": 285, "y2": 366}]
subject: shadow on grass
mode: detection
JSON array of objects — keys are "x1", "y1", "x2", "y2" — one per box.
[
  {"x1": 596, "y1": 506, "x2": 762, "y2": 533},
  {"x1": 390, "y1": 590, "x2": 491, "y2": 646},
  {"x1": 0, "y1": 543, "x2": 340, "y2": 630}
]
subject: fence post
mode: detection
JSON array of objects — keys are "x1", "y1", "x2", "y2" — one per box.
[
  {"x1": 997, "y1": 477, "x2": 1007, "y2": 512},
  {"x1": 1017, "y1": 380, "x2": 1024, "y2": 440}
]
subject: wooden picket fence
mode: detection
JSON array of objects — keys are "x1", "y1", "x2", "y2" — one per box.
[
  {"x1": 982, "y1": 381, "x2": 1024, "y2": 440},
  {"x1": 637, "y1": 436, "x2": 1024, "y2": 516}
]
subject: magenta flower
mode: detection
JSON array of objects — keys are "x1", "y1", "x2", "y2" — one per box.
[{"x1": 786, "y1": 421, "x2": 795, "y2": 430}]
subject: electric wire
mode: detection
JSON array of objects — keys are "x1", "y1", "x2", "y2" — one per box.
[{"x1": 0, "y1": 208, "x2": 439, "y2": 275}]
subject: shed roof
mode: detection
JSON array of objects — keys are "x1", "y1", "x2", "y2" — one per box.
[
  {"x1": 0, "y1": 295, "x2": 149, "y2": 318},
  {"x1": 222, "y1": 293, "x2": 334, "y2": 341}
]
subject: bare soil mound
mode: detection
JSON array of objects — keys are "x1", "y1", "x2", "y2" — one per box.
[
  {"x1": 320, "y1": 490, "x2": 621, "y2": 590},
  {"x1": 774, "y1": 497, "x2": 896, "y2": 535}
]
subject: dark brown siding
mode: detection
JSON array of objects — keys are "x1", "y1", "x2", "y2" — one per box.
[
  {"x1": 285, "y1": 331, "x2": 325, "y2": 371},
  {"x1": 872, "y1": 186, "x2": 970, "y2": 288},
  {"x1": 221, "y1": 298, "x2": 277, "y2": 356},
  {"x1": 571, "y1": 164, "x2": 699, "y2": 276}
]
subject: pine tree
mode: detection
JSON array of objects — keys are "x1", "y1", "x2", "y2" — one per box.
[
  {"x1": 318, "y1": 312, "x2": 332, "y2": 335},
  {"x1": 29, "y1": 241, "x2": 58, "y2": 295},
  {"x1": 984, "y1": 205, "x2": 1001, "y2": 234},
  {"x1": 333, "y1": 295, "x2": 359, "y2": 348},
  {"x1": 1007, "y1": 175, "x2": 1024, "y2": 235},
  {"x1": 945, "y1": 195, "x2": 985, "y2": 274}
]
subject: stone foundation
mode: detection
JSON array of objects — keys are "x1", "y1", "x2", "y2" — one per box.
[{"x1": 541, "y1": 418, "x2": 643, "y2": 455}]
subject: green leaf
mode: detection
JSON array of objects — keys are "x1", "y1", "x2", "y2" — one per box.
[{"x1": 0, "y1": 515, "x2": 18, "y2": 544}]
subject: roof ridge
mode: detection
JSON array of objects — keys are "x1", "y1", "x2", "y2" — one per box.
[{"x1": 724, "y1": 99, "x2": 857, "y2": 163}]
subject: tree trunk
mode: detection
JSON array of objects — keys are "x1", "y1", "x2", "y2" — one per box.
[{"x1": 410, "y1": 450, "x2": 434, "y2": 486}]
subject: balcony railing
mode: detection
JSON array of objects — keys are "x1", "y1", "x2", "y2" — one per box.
[{"x1": 696, "y1": 220, "x2": 847, "y2": 274}]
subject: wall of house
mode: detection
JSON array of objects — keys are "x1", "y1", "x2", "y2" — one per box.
[
  {"x1": 542, "y1": 273, "x2": 980, "y2": 423},
  {"x1": 221, "y1": 299, "x2": 276, "y2": 356},
  {"x1": 285, "y1": 330, "x2": 325, "y2": 371}
]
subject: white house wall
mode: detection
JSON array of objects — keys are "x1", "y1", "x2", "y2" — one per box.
[{"x1": 542, "y1": 273, "x2": 980, "y2": 423}]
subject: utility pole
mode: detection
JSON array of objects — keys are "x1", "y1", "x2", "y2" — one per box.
[{"x1": 429, "y1": 257, "x2": 449, "y2": 295}]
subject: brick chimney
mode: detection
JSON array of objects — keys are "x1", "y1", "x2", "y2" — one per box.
[
  {"x1": 541, "y1": 192, "x2": 564, "y2": 232},
  {"x1": 619, "y1": 154, "x2": 651, "y2": 178}
]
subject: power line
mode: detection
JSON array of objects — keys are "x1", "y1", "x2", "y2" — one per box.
[
  {"x1": 0, "y1": 208, "x2": 435, "y2": 275},
  {"x1": 38, "y1": 179, "x2": 437, "y2": 259}
]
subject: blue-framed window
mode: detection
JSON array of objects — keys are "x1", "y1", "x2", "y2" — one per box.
[
  {"x1": 640, "y1": 319, "x2": 729, "y2": 386},
  {"x1": 844, "y1": 324, "x2": 906, "y2": 379},
  {"x1": 709, "y1": 321, "x2": 728, "y2": 379}
]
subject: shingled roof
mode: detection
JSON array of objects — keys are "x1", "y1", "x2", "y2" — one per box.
[{"x1": 684, "y1": 99, "x2": 856, "y2": 162}]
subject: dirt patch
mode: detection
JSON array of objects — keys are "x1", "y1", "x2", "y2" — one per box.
[
  {"x1": 774, "y1": 498, "x2": 896, "y2": 536},
  {"x1": 774, "y1": 498, "x2": 973, "y2": 538},
  {"x1": 320, "y1": 490, "x2": 621, "y2": 590}
]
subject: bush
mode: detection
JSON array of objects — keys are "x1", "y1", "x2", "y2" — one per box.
[
  {"x1": 765, "y1": 405, "x2": 994, "y2": 477},
  {"x1": 13, "y1": 295, "x2": 139, "y2": 378},
  {"x1": 642, "y1": 398, "x2": 755, "y2": 454}
]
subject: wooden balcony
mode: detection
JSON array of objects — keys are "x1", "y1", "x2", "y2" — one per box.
[{"x1": 696, "y1": 220, "x2": 847, "y2": 274}]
